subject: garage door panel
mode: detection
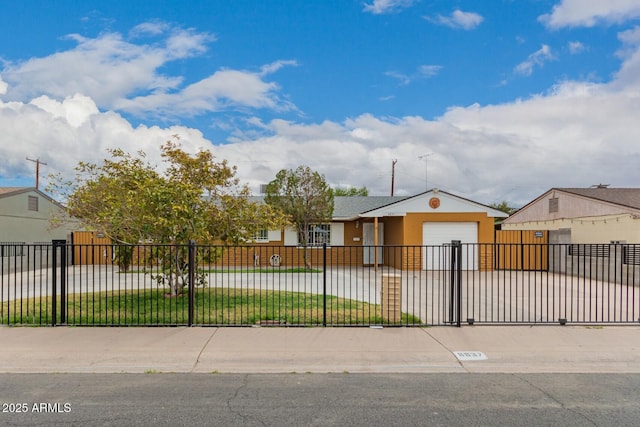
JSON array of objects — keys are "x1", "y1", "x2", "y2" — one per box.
[{"x1": 422, "y1": 222, "x2": 478, "y2": 270}]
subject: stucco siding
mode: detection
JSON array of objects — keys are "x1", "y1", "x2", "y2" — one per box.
[
  {"x1": 0, "y1": 190, "x2": 78, "y2": 243},
  {"x1": 506, "y1": 190, "x2": 640, "y2": 223},
  {"x1": 503, "y1": 214, "x2": 640, "y2": 244},
  {"x1": 402, "y1": 212, "x2": 495, "y2": 245}
]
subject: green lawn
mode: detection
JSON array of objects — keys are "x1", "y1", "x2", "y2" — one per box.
[{"x1": 1, "y1": 288, "x2": 422, "y2": 326}]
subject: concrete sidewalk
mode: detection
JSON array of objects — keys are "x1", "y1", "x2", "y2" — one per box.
[{"x1": 1, "y1": 326, "x2": 639, "y2": 374}]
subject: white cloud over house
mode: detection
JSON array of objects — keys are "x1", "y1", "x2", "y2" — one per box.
[
  {"x1": 0, "y1": 26, "x2": 294, "y2": 118},
  {"x1": 385, "y1": 65, "x2": 442, "y2": 85},
  {"x1": 363, "y1": 0, "x2": 415, "y2": 15},
  {"x1": 426, "y1": 9, "x2": 484, "y2": 30},
  {"x1": 540, "y1": 0, "x2": 640, "y2": 28},
  {"x1": 514, "y1": 45, "x2": 555, "y2": 76},
  {"x1": 2, "y1": 13, "x2": 640, "y2": 208},
  {"x1": 568, "y1": 41, "x2": 587, "y2": 54}
]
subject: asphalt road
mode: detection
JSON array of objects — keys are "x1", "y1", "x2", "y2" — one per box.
[{"x1": 1, "y1": 373, "x2": 639, "y2": 426}]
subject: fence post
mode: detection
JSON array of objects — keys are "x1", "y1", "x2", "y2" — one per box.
[
  {"x1": 450, "y1": 240, "x2": 462, "y2": 327},
  {"x1": 188, "y1": 240, "x2": 196, "y2": 327},
  {"x1": 51, "y1": 240, "x2": 66, "y2": 326},
  {"x1": 323, "y1": 243, "x2": 327, "y2": 327},
  {"x1": 455, "y1": 241, "x2": 462, "y2": 327},
  {"x1": 60, "y1": 241, "x2": 67, "y2": 324}
]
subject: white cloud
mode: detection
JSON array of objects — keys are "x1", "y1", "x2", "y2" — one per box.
[
  {"x1": 260, "y1": 60, "x2": 299, "y2": 76},
  {"x1": 0, "y1": 76, "x2": 7, "y2": 95},
  {"x1": 114, "y1": 68, "x2": 296, "y2": 116},
  {"x1": 3, "y1": 55, "x2": 640, "y2": 207},
  {"x1": 427, "y1": 9, "x2": 484, "y2": 30},
  {"x1": 418, "y1": 65, "x2": 443, "y2": 78},
  {"x1": 384, "y1": 71, "x2": 412, "y2": 85},
  {"x1": 0, "y1": 24, "x2": 294, "y2": 119},
  {"x1": 363, "y1": 0, "x2": 415, "y2": 15},
  {"x1": 3, "y1": 22, "x2": 640, "y2": 209},
  {"x1": 0, "y1": 95, "x2": 210, "y2": 189},
  {"x1": 30, "y1": 94, "x2": 99, "y2": 128},
  {"x1": 568, "y1": 41, "x2": 587, "y2": 54},
  {"x1": 611, "y1": 26, "x2": 640, "y2": 89},
  {"x1": 385, "y1": 65, "x2": 442, "y2": 85},
  {"x1": 540, "y1": 0, "x2": 640, "y2": 29},
  {"x1": 514, "y1": 45, "x2": 555, "y2": 76}
]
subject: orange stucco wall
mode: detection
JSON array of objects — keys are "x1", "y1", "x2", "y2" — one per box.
[
  {"x1": 387, "y1": 212, "x2": 496, "y2": 270},
  {"x1": 402, "y1": 212, "x2": 496, "y2": 244}
]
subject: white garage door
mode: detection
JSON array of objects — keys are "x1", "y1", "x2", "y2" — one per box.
[{"x1": 422, "y1": 222, "x2": 478, "y2": 270}]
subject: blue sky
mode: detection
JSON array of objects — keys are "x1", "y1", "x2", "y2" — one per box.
[{"x1": 2, "y1": 0, "x2": 640, "y2": 206}]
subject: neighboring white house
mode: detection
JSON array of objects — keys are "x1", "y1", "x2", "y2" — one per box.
[
  {"x1": 502, "y1": 187, "x2": 640, "y2": 243},
  {"x1": 0, "y1": 187, "x2": 78, "y2": 243}
]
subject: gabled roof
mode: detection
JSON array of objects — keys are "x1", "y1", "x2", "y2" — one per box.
[
  {"x1": 248, "y1": 195, "x2": 410, "y2": 221},
  {"x1": 557, "y1": 188, "x2": 640, "y2": 210},
  {"x1": 251, "y1": 190, "x2": 508, "y2": 221},
  {"x1": 333, "y1": 196, "x2": 410, "y2": 220},
  {"x1": 359, "y1": 190, "x2": 509, "y2": 218},
  {"x1": 0, "y1": 187, "x2": 32, "y2": 197},
  {"x1": 0, "y1": 187, "x2": 66, "y2": 209},
  {"x1": 505, "y1": 187, "x2": 640, "y2": 224}
]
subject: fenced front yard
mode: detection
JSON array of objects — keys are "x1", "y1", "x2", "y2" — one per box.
[{"x1": 2, "y1": 242, "x2": 639, "y2": 326}]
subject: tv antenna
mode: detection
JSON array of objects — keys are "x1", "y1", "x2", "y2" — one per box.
[{"x1": 417, "y1": 153, "x2": 433, "y2": 192}]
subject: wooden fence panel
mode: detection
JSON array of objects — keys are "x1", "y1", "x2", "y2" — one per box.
[
  {"x1": 72, "y1": 231, "x2": 113, "y2": 265},
  {"x1": 495, "y1": 230, "x2": 548, "y2": 271}
]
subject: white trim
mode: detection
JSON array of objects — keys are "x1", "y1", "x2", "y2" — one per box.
[{"x1": 359, "y1": 191, "x2": 508, "y2": 219}]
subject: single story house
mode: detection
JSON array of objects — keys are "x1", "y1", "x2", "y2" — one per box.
[
  {"x1": 502, "y1": 187, "x2": 640, "y2": 244},
  {"x1": 247, "y1": 190, "x2": 508, "y2": 270},
  {"x1": 0, "y1": 187, "x2": 78, "y2": 244},
  {"x1": 70, "y1": 190, "x2": 508, "y2": 271}
]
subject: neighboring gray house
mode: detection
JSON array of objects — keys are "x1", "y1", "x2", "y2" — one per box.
[
  {"x1": 0, "y1": 187, "x2": 77, "y2": 243},
  {"x1": 503, "y1": 187, "x2": 640, "y2": 243}
]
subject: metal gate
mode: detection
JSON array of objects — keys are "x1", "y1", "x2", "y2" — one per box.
[{"x1": 2, "y1": 241, "x2": 639, "y2": 326}]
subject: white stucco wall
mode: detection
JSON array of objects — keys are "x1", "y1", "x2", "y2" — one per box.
[{"x1": 502, "y1": 213, "x2": 640, "y2": 243}]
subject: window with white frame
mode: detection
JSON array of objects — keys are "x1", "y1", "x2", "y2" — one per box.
[
  {"x1": 305, "y1": 224, "x2": 331, "y2": 246},
  {"x1": 254, "y1": 229, "x2": 269, "y2": 242}
]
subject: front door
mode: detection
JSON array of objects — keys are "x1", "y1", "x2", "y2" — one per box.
[{"x1": 362, "y1": 222, "x2": 384, "y2": 265}]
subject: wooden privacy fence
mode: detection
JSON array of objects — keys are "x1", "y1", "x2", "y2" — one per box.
[
  {"x1": 495, "y1": 230, "x2": 549, "y2": 271},
  {"x1": 71, "y1": 230, "x2": 550, "y2": 272},
  {"x1": 71, "y1": 231, "x2": 113, "y2": 265}
]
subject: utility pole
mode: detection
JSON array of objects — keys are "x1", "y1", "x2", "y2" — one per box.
[
  {"x1": 390, "y1": 159, "x2": 397, "y2": 196},
  {"x1": 418, "y1": 153, "x2": 432, "y2": 192},
  {"x1": 26, "y1": 157, "x2": 48, "y2": 190}
]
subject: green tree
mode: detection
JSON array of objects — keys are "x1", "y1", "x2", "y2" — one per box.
[
  {"x1": 489, "y1": 200, "x2": 517, "y2": 215},
  {"x1": 333, "y1": 186, "x2": 369, "y2": 196},
  {"x1": 264, "y1": 166, "x2": 334, "y2": 269},
  {"x1": 49, "y1": 139, "x2": 285, "y2": 294}
]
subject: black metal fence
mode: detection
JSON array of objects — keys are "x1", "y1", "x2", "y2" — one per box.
[{"x1": 1, "y1": 241, "x2": 639, "y2": 326}]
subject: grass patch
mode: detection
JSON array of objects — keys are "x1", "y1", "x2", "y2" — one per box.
[
  {"x1": 203, "y1": 267, "x2": 323, "y2": 274},
  {"x1": 124, "y1": 267, "x2": 323, "y2": 274},
  {"x1": 1, "y1": 288, "x2": 422, "y2": 326}
]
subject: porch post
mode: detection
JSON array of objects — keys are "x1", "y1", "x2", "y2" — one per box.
[{"x1": 374, "y1": 216, "x2": 379, "y2": 271}]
